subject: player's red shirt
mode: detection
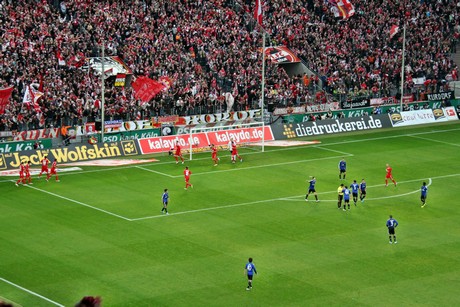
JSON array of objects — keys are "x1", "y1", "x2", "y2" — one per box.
[
  {"x1": 211, "y1": 146, "x2": 217, "y2": 158},
  {"x1": 184, "y1": 168, "x2": 191, "y2": 180},
  {"x1": 24, "y1": 163, "x2": 30, "y2": 176},
  {"x1": 19, "y1": 163, "x2": 25, "y2": 177},
  {"x1": 41, "y1": 157, "x2": 49, "y2": 171},
  {"x1": 386, "y1": 166, "x2": 393, "y2": 178},
  {"x1": 231, "y1": 142, "x2": 238, "y2": 155},
  {"x1": 175, "y1": 144, "x2": 182, "y2": 156},
  {"x1": 50, "y1": 161, "x2": 57, "y2": 174}
]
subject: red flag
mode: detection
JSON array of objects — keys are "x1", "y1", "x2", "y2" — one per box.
[
  {"x1": 0, "y1": 86, "x2": 14, "y2": 115},
  {"x1": 254, "y1": 0, "x2": 263, "y2": 26},
  {"x1": 23, "y1": 84, "x2": 43, "y2": 113},
  {"x1": 131, "y1": 76, "x2": 166, "y2": 104},
  {"x1": 390, "y1": 25, "x2": 400, "y2": 39}
]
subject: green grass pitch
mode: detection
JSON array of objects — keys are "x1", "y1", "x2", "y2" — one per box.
[{"x1": 1, "y1": 121, "x2": 460, "y2": 306}]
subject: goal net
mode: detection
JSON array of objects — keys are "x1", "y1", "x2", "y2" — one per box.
[{"x1": 188, "y1": 121, "x2": 267, "y2": 161}]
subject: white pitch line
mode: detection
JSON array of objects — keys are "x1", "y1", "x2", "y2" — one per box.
[
  {"x1": 168, "y1": 154, "x2": 347, "y2": 178},
  {"x1": 408, "y1": 135, "x2": 460, "y2": 147},
  {"x1": 135, "y1": 166, "x2": 175, "y2": 178},
  {"x1": 0, "y1": 277, "x2": 64, "y2": 307},
  {"x1": 129, "y1": 176, "x2": 445, "y2": 220},
  {"x1": 314, "y1": 146, "x2": 354, "y2": 157},
  {"x1": 130, "y1": 198, "x2": 282, "y2": 221},
  {"x1": 24, "y1": 184, "x2": 131, "y2": 221}
]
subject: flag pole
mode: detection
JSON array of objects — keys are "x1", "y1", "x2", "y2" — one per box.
[
  {"x1": 400, "y1": 23, "x2": 406, "y2": 110},
  {"x1": 261, "y1": 31, "x2": 266, "y2": 153},
  {"x1": 101, "y1": 41, "x2": 105, "y2": 143}
]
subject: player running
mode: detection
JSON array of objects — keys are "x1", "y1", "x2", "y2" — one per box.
[
  {"x1": 173, "y1": 141, "x2": 185, "y2": 164},
  {"x1": 230, "y1": 139, "x2": 243, "y2": 163},
  {"x1": 350, "y1": 180, "x2": 359, "y2": 206},
  {"x1": 38, "y1": 155, "x2": 50, "y2": 178},
  {"x1": 46, "y1": 159, "x2": 60, "y2": 182},
  {"x1": 305, "y1": 176, "x2": 319, "y2": 202},
  {"x1": 359, "y1": 179, "x2": 367, "y2": 203},
  {"x1": 385, "y1": 163, "x2": 397, "y2": 187},
  {"x1": 210, "y1": 144, "x2": 219, "y2": 166},
  {"x1": 15, "y1": 161, "x2": 26, "y2": 186},
  {"x1": 24, "y1": 161, "x2": 32, "y2": 184}
]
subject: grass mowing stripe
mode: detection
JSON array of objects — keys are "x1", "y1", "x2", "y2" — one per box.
[{"x1": 0, "y1": 277, "x2": 64, "y2": 307}]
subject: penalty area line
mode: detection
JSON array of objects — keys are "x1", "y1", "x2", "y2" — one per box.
[
  {"x1": 24, "y1": 183, "x2": 132, "y2": 221},
  {"x1": 0, "y1": 277, "x2": 64, "y2": 307},
  {"x1": 130, "y1": 198, "x2": 282, "y2": 221}
]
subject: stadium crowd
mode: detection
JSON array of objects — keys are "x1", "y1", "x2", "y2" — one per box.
[{"x1": 0, "y1": 0, "x2": 459, "y2": 132}]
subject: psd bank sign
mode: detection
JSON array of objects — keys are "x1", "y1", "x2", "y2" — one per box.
[{"x1": 271, "y1": 115, "x2": 392, "y2": 139}]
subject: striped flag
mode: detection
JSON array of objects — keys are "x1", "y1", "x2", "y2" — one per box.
[{"x1": 254, "y1": 0, "x2": 263, "y2": 26}]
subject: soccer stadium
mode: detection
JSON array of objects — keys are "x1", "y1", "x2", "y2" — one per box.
[{"x1": 1, "y1": 0, "x2": 460, "y2": 306}]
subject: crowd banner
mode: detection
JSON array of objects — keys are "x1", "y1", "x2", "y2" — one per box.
[
  {"x1": 389, "y1": 108, "x2": 458, "y2": 127},
  {"x1": 426, "y1": 91, "x2": 454, "y2": 101},
  {"x1": 271, "y1": 114, "x2": 392, "y2": 139},
  {"x1": 0, "y1": 139, "x2": 52, "y2": 153},
  {"x1": 0, "y1": 140, "x2": 141, "y2": 171},
  {"x1": 137, "y1": 126, "x2": 274, "y2": 154},
  {"x1": 340, "y1": 98, "x2": 370, "y2": 109}
]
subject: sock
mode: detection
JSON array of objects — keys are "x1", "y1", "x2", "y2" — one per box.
[
  {"x1": 389, "y1": 236, "x2": 392, "y2": 242},
  {"x1": 315, "y1": 195, "x2": 318, "y2": 200},
  {"x1": 394, "y1": 236, "x2": 396, "y2": 242}
]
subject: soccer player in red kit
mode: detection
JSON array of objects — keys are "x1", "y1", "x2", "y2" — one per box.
[
  {"x1": 230, "y1": 139, "x2": 243, "y2": 163},
  {"x1": 210, "y1": 144, "x2": 219, "y2": 166},
  {"x1": 385, "y1": 163, "x2": 397, "y2": 187},
  {"x1": 38, "y1": 155, "x2": 50, "y2": 178},
  {"x1": 15, "y1": 161, "x2": 25, "y2": 186},
  {"x1": 183, "y1": 166, "x2": 193, "y2": 190},
  {"x1": 24, "y1": 161, "x2": 32, "y2": 184},
  {"x1": 47, "y1": 159, "x2": 60, "y2": 182},
  {"x1": 173, "y1": 141, "x2": 185, "y2": 164}
]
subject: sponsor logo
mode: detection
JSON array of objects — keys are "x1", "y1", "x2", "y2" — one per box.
[
  {"x1": 0, "y1": 154, "x2": 6, "y2": 170},
  {"x1": 281, "y1": 124, "x2": 297, "y2": 139},
  {"x1": 121, "y1": 140, "x2": 138, "y2": 155},
  {"x1": 432, "y1": 108, "x2": 445, "y2": 120},
  {"x1": 390, "y1": 113, "x2": 404, "y2": 125},
  {"x1": 272, "y1": 115, "x2": 391, "y2": 138}
]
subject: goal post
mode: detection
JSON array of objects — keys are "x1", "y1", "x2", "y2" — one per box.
[{"x1": 188, "y1": 121, "x2": 266, "y2": 161}]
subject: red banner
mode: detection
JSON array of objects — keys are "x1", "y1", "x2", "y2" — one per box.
[
  {"x1": 0, "y1": 86, "x2": 13, "y2": 114},
  {"x1": 138, "y1": 126, "x2": 274, "y2": 154},
  {"x1": 131, "y1": 76, "x2": 166, "y2": 103}
]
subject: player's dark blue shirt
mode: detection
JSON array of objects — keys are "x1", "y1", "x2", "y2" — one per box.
[
  {"x1": 421, "y1": 185, "x2": 428, "y2": 197},
  {"x1": 343, "y1": 188, "x2": 350, "y2": 200},
  {"x1": 245, "y1": 262, "x2": 257, "y2": 276},
  {"x1": 351, "y1": 183, "x2": 359, "y2": 194},
  {"x1": 162, "y1": 192, "x2": 169, "y2": 204},
  {"x1": 360, "y1": 182, "x2": 366, "y2": 192},
  {"x1": 309, "y1": 179, "x2": 316, "y2": 190},
  {"x1": 339, "y1": 160, "x2": 346, "y2": 171},
  {"x1": 386, "y1": 218, "x2": 398, "y2": 228}
]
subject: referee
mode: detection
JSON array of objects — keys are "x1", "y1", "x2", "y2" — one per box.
[{"x1": 337, "y1": 183, "x2": 344, "y2": 209}]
